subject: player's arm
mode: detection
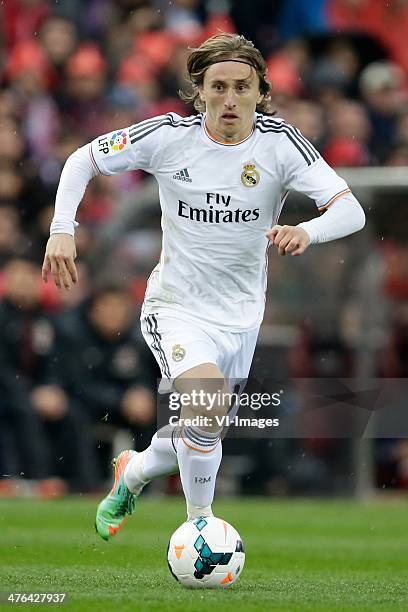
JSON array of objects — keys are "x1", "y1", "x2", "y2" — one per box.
[
  {"x1": 41, "y1": 144, "x2": 93, "y2": 289},
  {"x1": 42, "y1": 117, "x2": 167, "y2": 289},
  {"x1": 268, "y1": 128, "x2": 365, "y2": 256},
  {"x1": 267, "y1": 192, "x2": 365, "y2": 256}
]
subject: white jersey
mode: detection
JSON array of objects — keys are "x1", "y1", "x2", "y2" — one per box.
[{"x1": 89, "y1": 112, "x2": 350, "y2": 331}]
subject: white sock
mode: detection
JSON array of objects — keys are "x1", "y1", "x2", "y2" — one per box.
[
  {"x1": 124, "y1": 425, "x2": 179, "y2": 493},
  {"x1": 186, "y1": 501, "x2": 213, "y2": 519},
  {"x1": 177, "y1": 425, "x2": 222, "y2": 519}
]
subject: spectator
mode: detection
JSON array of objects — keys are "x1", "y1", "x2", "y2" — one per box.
[
  {"x1": 0, "y1": 120, "x2": 25, "y2": 165},
  {"x1": 39, "y1": 16, "x2": 78, "y2": 76},
  {"x1": 51, "y1": 282, "x2": 159, "y2": 463},
  {"x1": 0, "y1": 256, "x2": 98, "y2": 492},
  {"x1": 267, "y1": 39, "x2": 311, "y2": 102},
  {"x1": 0, "y1": 166, "x2": 24, "y2": 207},
  {"x1": 324, "y1": 99, "x2": 371, "y2": 165},
  {"x1": 283, "y1": 100, "x2": 325, "y2": 149},
  {"x1": 359, "y1": 60, "x2": 407, "y2": 160},
  {"x1": 327, "y1": 99, "x2": 371, "y2": 143},
  {"x1": 0, "y1": 206, "x2": 25, "y2": 267},
  {"x1": 305, "y1": 58, "x2": 349, "y2": 112},
  {"x1": 58, "y1": 43, "x2": 109, "y2": 137}
]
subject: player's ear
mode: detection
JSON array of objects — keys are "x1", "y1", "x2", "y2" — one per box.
[{"x1": 198, "y1": 85, "x2": 205, "y2": 104}]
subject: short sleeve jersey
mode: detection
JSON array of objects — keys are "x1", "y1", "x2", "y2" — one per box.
[{"x1": 90, "y1": 112, "x2": 350, "y2": 331}]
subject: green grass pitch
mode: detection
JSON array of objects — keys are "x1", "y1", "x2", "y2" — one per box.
[{"x1": 0, "y1": 496, "x2": 407, "y2": 611}]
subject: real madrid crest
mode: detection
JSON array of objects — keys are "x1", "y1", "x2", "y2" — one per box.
[
  {"x1": 241, "y1": 162, "x2": 260, "y2": 187},
  {"x1": 172, "y1": 344, "x2": 186, "y2": 362}
]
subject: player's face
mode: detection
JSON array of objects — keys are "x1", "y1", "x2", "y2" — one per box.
[{"x1": 199, "y1": 61, "x2": 263, "y2": 143}]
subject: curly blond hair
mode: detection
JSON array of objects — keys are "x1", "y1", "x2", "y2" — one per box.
[{"x1": 179, "y1": 33, "x2": 274, "y2": 115}]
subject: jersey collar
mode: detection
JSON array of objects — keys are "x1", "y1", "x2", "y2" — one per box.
[{"x1": 202, "y1": 114, "x2": 255, "y2": 147}]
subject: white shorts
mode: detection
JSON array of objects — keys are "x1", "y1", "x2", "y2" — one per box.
[{"x1": 141, "y1": 312, "x2": 259, "y2": 394}]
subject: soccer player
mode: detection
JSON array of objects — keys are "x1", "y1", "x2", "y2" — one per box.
[{"x1": 42, "y1": 33, "x2": 365, "y2": 540}]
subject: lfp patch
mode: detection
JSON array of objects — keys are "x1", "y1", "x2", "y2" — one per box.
[
  {"x1": 97, "y1": 129, "x2": 130, "y2": 156},
  {"x1": 109, "y1": 130, "x2": 128, "y2": 152}
]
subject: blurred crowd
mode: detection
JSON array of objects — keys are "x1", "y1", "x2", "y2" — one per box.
[{"x1": 1, "y1": 0, "x2": 408, "y2": 496}]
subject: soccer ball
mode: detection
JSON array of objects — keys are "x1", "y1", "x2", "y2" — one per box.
[{"x1": 167, "y1": 516, "x2": 245, "y2": 588}]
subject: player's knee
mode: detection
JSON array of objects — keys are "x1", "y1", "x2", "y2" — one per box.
[{"x1": 180, "y1": 382, "x2": 231, "y2": 425}]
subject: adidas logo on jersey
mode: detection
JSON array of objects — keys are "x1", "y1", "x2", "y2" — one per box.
[{"x1": 173, "y1": 168, "x2": 192, "y2": 182}]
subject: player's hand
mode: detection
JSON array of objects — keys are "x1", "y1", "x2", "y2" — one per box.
[
  {"x1": 42, "y1": 234, "x2": 78, "y2": 290},
  {"x1": 266, "y1": 224, "x2": 310, "y2": 256}
]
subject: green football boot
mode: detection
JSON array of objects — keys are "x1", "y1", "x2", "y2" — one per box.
[{"x1": 95, "y1": 449, "x2": 137, "y2": 541}]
